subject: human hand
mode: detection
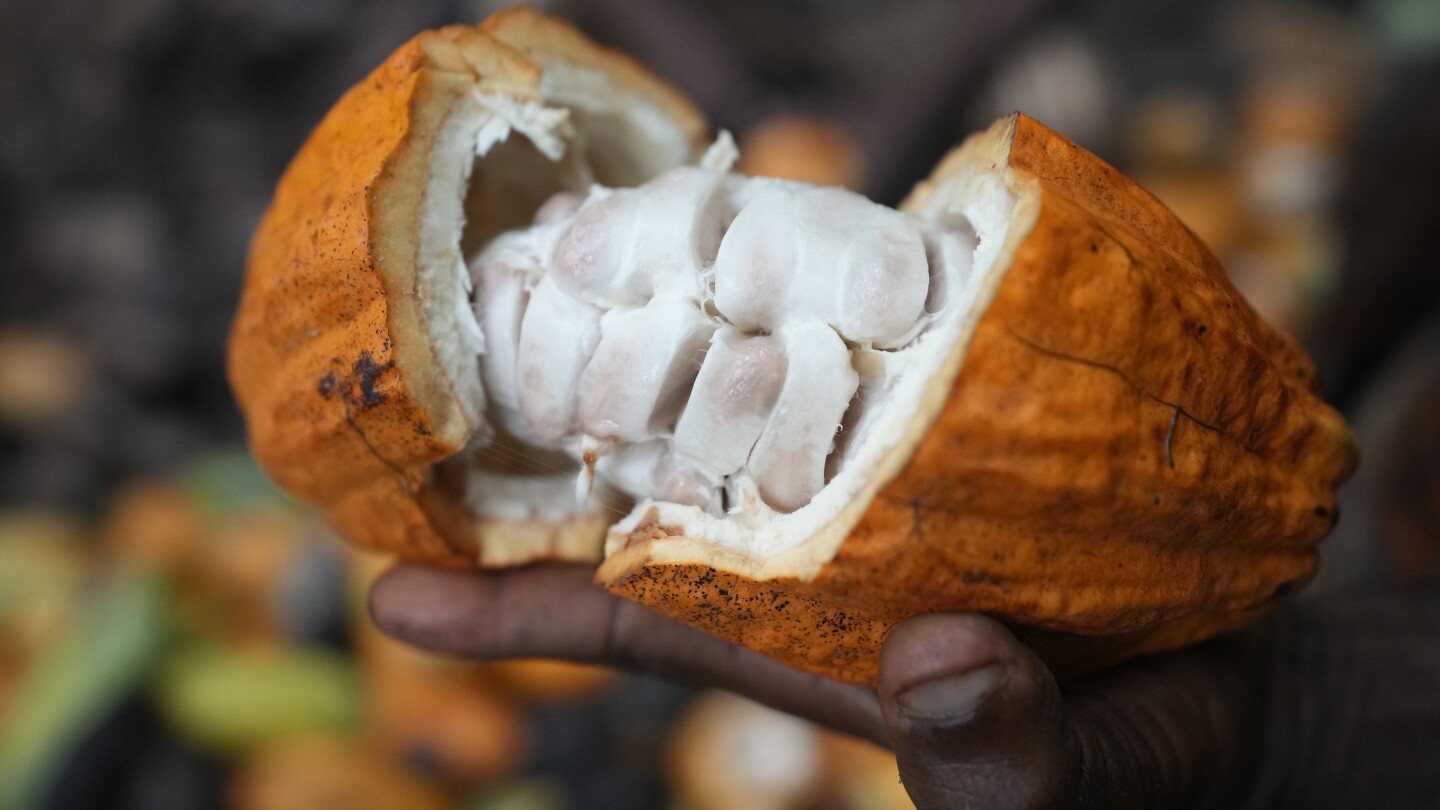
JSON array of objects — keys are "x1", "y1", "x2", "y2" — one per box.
[{"x1": 370, "y1": 563, "x2": 1267, "y2": 809}]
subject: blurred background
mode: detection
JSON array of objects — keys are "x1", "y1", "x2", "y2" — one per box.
[{"x1": 2, "y1": 0, "x2": 1439, "y2": 808}]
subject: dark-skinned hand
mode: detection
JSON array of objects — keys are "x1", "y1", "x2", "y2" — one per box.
[{"x1": 370, "y1": 562, "x2": 1274, "y2": 809}]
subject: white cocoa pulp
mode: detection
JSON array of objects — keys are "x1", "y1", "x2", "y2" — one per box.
[{"x1": 466, "y1": 165, "x2": 978, "y2": 530}]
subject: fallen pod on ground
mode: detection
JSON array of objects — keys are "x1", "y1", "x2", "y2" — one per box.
[{"x1": 228, "y1": 8, "x2": 1357, "y2": 684}]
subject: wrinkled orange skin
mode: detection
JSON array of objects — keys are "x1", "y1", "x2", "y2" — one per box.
[
  {"x1": 229, "y1": 29, "x2": 479, "y2": 566},
  {"x1": 602, "y1": 116, "x2": 1357, "y2": 683},
  {"x1": 228, "y1": 11, "x2": 703, "y2": 567}
]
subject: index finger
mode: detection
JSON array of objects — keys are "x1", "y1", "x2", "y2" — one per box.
[{"x1": 369, "y1": 562, "x2": 888, "y2": 744}]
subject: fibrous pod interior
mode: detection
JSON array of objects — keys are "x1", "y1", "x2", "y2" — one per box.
[{"x1": 462, "y1": 143, "x2": 982, "y2": 559}]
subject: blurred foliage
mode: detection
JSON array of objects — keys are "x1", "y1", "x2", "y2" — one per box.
[
  {"x1": 153, "y1": 646, "x2": 362, "y2": 754},
  {"x1": 0, "y1": 571, "x2": 170, "y2": 809}
]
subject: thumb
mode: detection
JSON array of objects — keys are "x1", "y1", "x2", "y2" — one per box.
[{"x1": 878, "y1": 613, "x2": 1074, "y2": 810}]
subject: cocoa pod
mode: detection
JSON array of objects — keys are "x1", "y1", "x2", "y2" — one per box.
[{"x1": 228, "y1": 9, "x2": 1357, "y2": 684}]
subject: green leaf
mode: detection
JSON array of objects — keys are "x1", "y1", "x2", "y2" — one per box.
[
  {"x1": 152, "y1": 645, "x2": 361, "y2": 753},
  {"x1": 0, "y1": 571, "x2": 171, "y2": 810}
]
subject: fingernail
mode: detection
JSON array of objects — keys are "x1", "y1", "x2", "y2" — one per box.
[{"x1": 895, "y1": 662, "x2": 1009, "y2": 723}]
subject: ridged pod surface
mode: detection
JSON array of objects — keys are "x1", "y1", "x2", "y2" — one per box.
[{"x1": 598, "y1": 115, "x2": 1357, "y2": 683}]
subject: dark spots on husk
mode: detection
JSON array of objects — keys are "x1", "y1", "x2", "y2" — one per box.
[
  {"x1": 1164, "y1": 406, "x2": 1180, "y2": 468},
  {"x1": 961, "y1": 569, "x2": 1003, "y2": 586},
  {"x1": 351, "y1": 351, "x2": 393, "y2": 408}
]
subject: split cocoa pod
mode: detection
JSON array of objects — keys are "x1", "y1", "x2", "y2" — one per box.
[{"x1": 228, "y1": 8, "x2": 1357, "y2": 685}]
